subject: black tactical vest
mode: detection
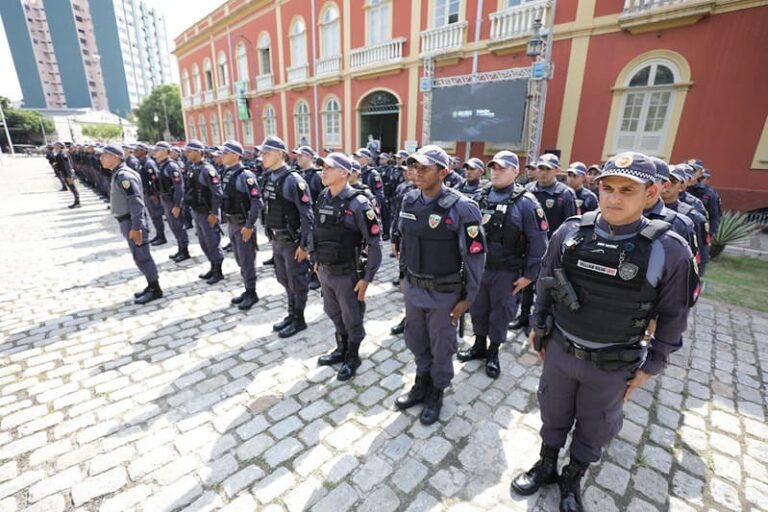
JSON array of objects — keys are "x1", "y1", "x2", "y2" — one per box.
[
  {"x1": 221, "y1": 166, "x2": 249, "y2": 216},
  {"x1": 314, "y1": 190, "x2": 366, "y2": 271},
  {"x1": 401, "y1": 189, "x2": 462, "y2": 282},
  {"x1": 479, "y1": 185, "x2": 526, "y2": 271},
  {"x1": 185, "y1": 163, "x2": 212, "y2": 212},
  {"x1": 533, "y1": 182, "x2": 570, "y2": 234},
  {"x1": 556, "y1": 212, "x2": 670, "y2": 345},
  {"x1": 155, "y1": 159, "x2": 175, "y2": 196},
  {"x1": 263, "y1": 171, "x2": 301, "y2": 230}
]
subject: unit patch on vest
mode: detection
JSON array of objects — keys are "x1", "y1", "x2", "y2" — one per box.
[
  {"x1": 618, "y1": 262, "x2": 639, "y2": 281},
  {"x1": 577, "y1": 259, "x2": 617, "y2": 277},
  {"x1": 428, "y1": 214, "x2": 442, "y2": 229},
  {"x1": 363, "y1": 208, "x2": 380, "y2": 236},
  {"x1": 545, "y1": 199, "x2": 555, "y2": 209},
  {"x1": 535, "y1": 207, "x2": 549, "y2": 231},
  {"x1": 466, "y1": 225, "x2": 479, "y2": 239}
]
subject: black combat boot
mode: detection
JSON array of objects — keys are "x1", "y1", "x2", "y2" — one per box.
[
  {"x1": 457, "y1": 335, "x2": 487, "y2": 362},
  {"x1": 318, "y1": 333, "x2": 347, "y2": 366},
  {"x1": 390, "y1": 317, "x2": 405, "y2": 335},
  {"x1": 485, "y1": 342, "x2": 501, "y2": 379},
  {"x1": 205, "y1": 263, "x2": 224, "y2": 284},
  {"x1": 199, "y1": 264, "x2": 214, "y2": 280},
  {"x1": 237, "y1": 289, "x2": 259, "y2": 311},
  {"x1": 558, "y1": 458, "x2": 589, "y2": 512},
  {"x1": 510, "y1": 444, "x2": 560, "y2": 496},
  {"x1": 419, "y1": 384, "x2": 444, "y2": 425},
  {"x1": 278, "y1": 309, "x2": 307, "y2": 338},
  {"x1": 133, "y1": 285, "x2": 150, "y2": 298},
  {"x1": 509, "y1": 313, "x2": 529, "y2": 330},
  {"x1": 262, "y1": 256, "x2": 274, "y2": 266},
  {"x1": 150, "y1": 234, "x2": 167, "y2": 246},
  {"x1": 172, "y1": 246, "x2": 191, "y2": 262},
  {"x1": 230, "y1": 290, "x2": 248, "y2": 305},
  {"x1": 337, "y1": 342, "x2": 361, "y2": 381},
  {"x1": 134, "y1": 281, "x2": 163, "y2": 305},
  {"x1": 395, "y1": 374, "x2": 432, "y2": 410},
  {"x1": 223, "y1": 242, "x2": 232, "y2": 252},
  {"x1": 272, "y1": 306, "x2": 294, "y2": 331},
  {"x1": 68, "y1": 200, "x2": 81, "y2": 209}
]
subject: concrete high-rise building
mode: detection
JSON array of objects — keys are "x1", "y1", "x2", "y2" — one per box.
[{"x1": 0, "y1": 0, "x2": 172, "y2": 117}]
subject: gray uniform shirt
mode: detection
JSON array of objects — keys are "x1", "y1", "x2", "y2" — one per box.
[{"x1": 111, "y1": 164, "x2": 146, "y2": 230}]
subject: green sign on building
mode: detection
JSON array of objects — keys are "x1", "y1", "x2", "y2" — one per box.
[{"x1": 236, "y1": 81, "x2": 250, "y2": 121}]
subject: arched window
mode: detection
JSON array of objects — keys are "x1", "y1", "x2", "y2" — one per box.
[
  {"x1": 182, "y1": 69, "x2": 191, "y2": 96},
  {"x1": 203, "y1": 59, "x2": 213, "y2": 90},
  {"x1": 217, "y1": 51, "x2": 229, "y2": 86},
  {"x1": 258, "y1": 33, "x2": 272, "y2": 76},
  {"x1": 367, "y1": 0, "x2": 391, "y2": 45},
  {"x1": 243, "y1": 120, "x2": 254, "y2": 145},
  {"x1": 295, "y1": 100, "x2": 311, "y2": 146},
  {"x1": 614, "y1": 60, "x2": 678, "y2": 156},
  {"x1": 224, "y1": 111, "x2": 235, "y2": 141},
  {"x1": 192, "y1": 65, "x2": 201, "y2": 94},
  {"x1": 198, "y1": 115, "x2": 207, "y2": 145},
  {"x1": 263, "y1": 104, "x2": 277, "y2": 137},
  {"x1": 210, "y1": 113, "x2": 220, "y2": 145},
  {"x1": 322, "y1": 97, "x2": 341, "y2": 147},
  {"x1": 320, "y1": 5, "x2": 340, "y2": 58},
  {"x1": 290, "y1": 18, "x2": 307, "y2": 68},
  {"x1": 236, "y1": 42, "x2": 248, "y2": 83},
  {"x1": 434, "y1": 0, "x2": 460, "y2": 26},
  {"x1": 187, "y1": 116, "x2": 196, "y2": 139}
]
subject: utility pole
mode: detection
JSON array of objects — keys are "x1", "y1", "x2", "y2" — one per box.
[
  {"x1": 525, "y1": 1, "x2": 557, "y2": 164},
  {"x1": 0, "y1": 102, "x2": 16, "y2": 156},
  {"x1": 40, "y1": 117, "x2": 47, "y2": 144}
]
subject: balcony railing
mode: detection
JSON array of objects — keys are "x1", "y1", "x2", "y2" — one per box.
[
  {"x1": 182, "y1": 96, "x2": 192, "y2": 108},
  {"x1": 623, "y1": 0, "x2": 694, "y2": 13},
  {"x1": 350, "y1": 38, "x2": 406, "y2": 70},
  {"x1": 256, "y1": 73, "x2": 273, "y2": 92},
  {"x1": 315, "y1": 55, "x2": 342, "y2": 77},
  {"x1": 489, "y1": 0, "x2": 549, "y2": 43},
  {"x1": 192, "y1": 93, "x2": 201, "y2": 106},
  {"x1": 203, "y1": 90, "x2": 215, "y2": 103},
  {"x1": 217, "y1": 84, "x2": 230, "y2": 100},
  {"x1": 420, "y1": 21, "x2": 468, "y2": 57},
  {"x1": 619, "y1": 0, "x2": 715, "y2": 31},
  {"x1": 287, "y1": 64, "x2": 309, "y2": 83}
]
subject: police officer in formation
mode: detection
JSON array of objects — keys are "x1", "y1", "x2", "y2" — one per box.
[
  {"x1": 353, "y1": 148, "x2": 385, "y2": 208},
  {"x1": 219, "y1": 140, "x2": 264, "y2": 310},
  {"x1": 52, "y1": 142, "x2": 81, "y2": 209},
  {"x1": 133, "y1": 143, "x2": 167, "y2": 246},
  {"x1": 664, "y1": 165, "x2": 711, "y2": 275},
  {"x1": 313, "y1": 152, "x2": 382, "y2": 381},
  {"x1": 566, "y1": 162, "x2": 598, "y2": 214},
  {"x1": 443, "y1": 157, "x2": 466, "y2": 189},
  {"x1": 511, "y1": 152, "x2": 696, "y2": 512},
  {"x1": 261, "y1": 136, "x2": 315, "y2": 338},
  {"x1": 456, "y1": 158, "x2": 488, "y2": 197},
  {"x1": 294, "y1": 145, "x2": 323, "y2": 290},
  {"x1": 394, "y1": 145, "x2": 485, "y2": 425},
  {"x1": 124, "y1": 144, "x2": 140, "y2": 171},
  {"x1": 184, "y1": 139, "x2": 226, "y2": 285},
  {"x1": 154, "y1": 141, "x2": 190, "y2": 262},
  {"x1": 512, "y1": 153, "x2": 577, "y2": 331},
  {"x1": 585, "y1": 164, "x2": 602, "y2": 198},
  {"x1": 100, "y1": 144, "x2": 162, "y2": 304},
  {"x1": 388, "y1": 163, "x2": 416, "y2": 335},
  {"x1": 686, "y1": 158, "x2": 721, "y2": 241},
  {"x1": 458, "y1": 151, "x2": 548, "y2": 378}
]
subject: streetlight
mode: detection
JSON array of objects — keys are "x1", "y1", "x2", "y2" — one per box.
[{"x1": 527, "y1": 19, "x2": 543, "y2": 58}]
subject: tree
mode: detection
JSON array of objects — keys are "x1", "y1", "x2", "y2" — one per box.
[
  {"x1": 0, "y1": 96, "x2": 56, "y2": 147},
  {"x1": 133, "y1": 84, "x2": 184, "y2": 142},
  {"x1": 81, "y1": 124, "x2": 123, "y2": 140}
]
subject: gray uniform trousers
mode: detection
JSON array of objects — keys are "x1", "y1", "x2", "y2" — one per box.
[
  {"x1": 227, "y1": 220, "x2": 256, "y2": 289},
  {"x1": 318, "y1": 266, "x2": 365, "y2": 345},
  {"x1": 538, "y1": 336, "x2": 636, "y2": 463},
  {"x1": 195, "y1": 211, "x2": 224, "y2": 265},
  {"x1": 404, "y1": 298, "x2": 459, "y2": 389},
  {"x1": 273, "y1": 240, "x2": 310, "y2": 311},
  {"x1": 161, "y1": 199, "x2": 188, "y2": 247},
  {"x1": 469, "y1": 269, "x2": 520, "y2": 344},
  {"x1": 145, "y1": 194, "x2": 165, "y2": 237},
  {"x1": 118, "y1": 219, "x2": 158, "y2": 282}
]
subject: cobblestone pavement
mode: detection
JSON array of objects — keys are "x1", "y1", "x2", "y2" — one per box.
[{"x1": 1, "y1": 157, "x2": 767, "y2": 512}]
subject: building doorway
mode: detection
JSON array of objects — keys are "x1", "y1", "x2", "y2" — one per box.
[{"x1": 359, "y1": 90, "x2": 399, "y2": 154}]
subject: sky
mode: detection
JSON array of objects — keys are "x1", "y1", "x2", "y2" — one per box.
[{"x1": 0, "y1": 0, "x2": 224, "y2": 102}]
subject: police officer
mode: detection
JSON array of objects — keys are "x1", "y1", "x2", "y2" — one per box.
[
  {"x1": 511, "y1": 152, "x2": 696, "y2": 512},
  {"x1": 124, "y1": 144, "x2": 140, "y2": 171},
  {"x1": 261, "y1": 136, "x2": 315, "y2": 338},
  {"x1": 677, "y1": 164, "x2": 708, "y2": 219},
  {"x1": 686, "y1": 158, "x2": 722, "y2": 239},
  {"x1": 451, "y1": 156, "x2": 466, "y2": 178},
  {"x1": 313, "y1": 152, "x2": 383, "y2": 381},
  {"x1": 585, "y1": 164, "x2": 602, "y2": 198},
  {"x1": 377, "y1": 152, "x2": 397, "y2": 241},
  {"x1": 456, "y1": 158, "x2": 488, "y2": 197},
  {"x1": 53, "y1": 142, "x2": 80, "y2": 208},
  {"x1": 663, "y1": 166, "x2": 710, "y2": 276},
  {"x1": 394, "y1": 145, "x2": 485, "y2": 425},
  {"x1": 512, "y1": 153, "x2": 577, "y2": 331},
  {"x1": 353, "y1": 148, "x2": 385, "y2": 209},
  {"x1": 294, "y1": 145, "x2": 323, "y2": 290},
  {"x1": 134, "y1": 143, "x2": 167, "y2": 246},
  {"x1": 443, "y1": 157, "x2": 466, "y2": 189},
  {"x1": 566, "y1": 162, "x2": 598, "y2": 214},
  {"x1": 100, "y1": 145, "x2": 162, "y2": 305},
  {"x1": 184, "y1": 139, "x2": 226, "y2": 285},
  {"x1": 154, "y1": 142, "x2": 190, "y2": 262},
  {"x1": 458, "y1": 151, "x2": 548, "y2": 378},
  {"x1": 219, "y1": 140, "x2": 264, "y2": 309},
  {"x1": 389, "y1": 163, "x2": 416, "y2": 335}
]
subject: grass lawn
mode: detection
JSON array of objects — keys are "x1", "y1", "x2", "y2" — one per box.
[{"x1": 702, "y1": 254, "x2": 768, "y2": 313}]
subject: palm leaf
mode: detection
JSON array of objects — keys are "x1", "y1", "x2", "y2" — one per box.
[{"x1": 710, "y1": 211, "x2": 761, "y2": 260}]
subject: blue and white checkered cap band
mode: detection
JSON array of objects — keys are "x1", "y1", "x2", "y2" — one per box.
[
  {"x1": 222, "y1": 140, "x2": 244, "y2": 156},
  {"x1": 155, "y1": 141, "x2": 171, "y2": 150},
  {"x1": 489, "y1": 151, "x2": 519, "y2": 168},
  {"x1": 598, "y1": 152, "x2": 656, "y2": 183},
  {"x1": 258, "y1": 136, "x2": 286, "y2": 152},
  {"x1": 134, "y1": 143, "x2": 149, "y2": 152},
  {"x1": 407, "y1": 145, "x2": 450, "y2": 169},
  {"x1": 354, "y1": 148, "x2": 373, "y2": 159},
  {"x1": 184, "y1": 140, "x2": 205, "y2": 152},
  {"x1": 103, "y1": 145, "x2": 123, "y2": 158},
  {"x1": 318, "y1": 152, "x2": 352, "y2": 172},
  {"x1": 293, "y1": 145, "x2": 316, "y2": 157}
]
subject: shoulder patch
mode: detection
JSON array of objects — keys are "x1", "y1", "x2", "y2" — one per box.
[
  {"x1": 121, "y1": 180, "x2": 131, "y2": 190},
  {"x1": 209, "y1": 169, "x2": 217, "y2": 177},
  {"x1": 464, "y1": 222, "x2": 485, "y2": 255}
]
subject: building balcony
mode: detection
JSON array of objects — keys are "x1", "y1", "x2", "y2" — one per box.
[
  {"x1": 488, "y1": 0, "x2": 549, "y2": 52},
  {"x1": 619, "y1": 0, "x2": 716, "y2": 34},
  {"x1": 182, "y1": 96, "x2": 192, "y2": 108},
  {"x1": 350, "y1": 38, "x2": 406, "y2": 73},
  {"x1": 287, "y1": 63, "x2": 309, "y2": 84},
  {"x1": 203, "y1": 90, "x2": 215, "y2": 104},
  {"x1": 420, "y1": 21, "x2": 468, "y2": 58},
  {"x1": 315, "y1": 55, "x2": 342, "y2": 78},
  {"x1": 217, "y1": 84, "x2": 231, "y2": 100},
  {"x1": 255, "y1": 73, "x2": 273, "y2": 93},
  {"x1": 192, "y1": 93, "x2": 202, "y2": 106}
]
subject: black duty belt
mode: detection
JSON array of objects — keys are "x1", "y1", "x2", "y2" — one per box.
[
  {"x1": 550, "y1": 328, "x2": 646, "y2": 371},
  {"x1": 225, "y1": 213, "x2": 245, "y2": 224},
  {"x1": 406, "y1": 270, "x2": 463, "y2": 293},
  {"x1": 115, "y1": 213, "x2": 130, "y2": 222},
  {"x1": 269, "y1": 228, "x2": 298, "y2": 243}
]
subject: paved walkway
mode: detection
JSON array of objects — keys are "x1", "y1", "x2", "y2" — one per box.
[{"x1": 1, "y1": 157, "x2": 766, "y2": 512}]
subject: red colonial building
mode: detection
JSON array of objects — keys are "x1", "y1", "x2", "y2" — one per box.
[{"x1": 173, "y1": 0, "x2": 768, "y2": 212}]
